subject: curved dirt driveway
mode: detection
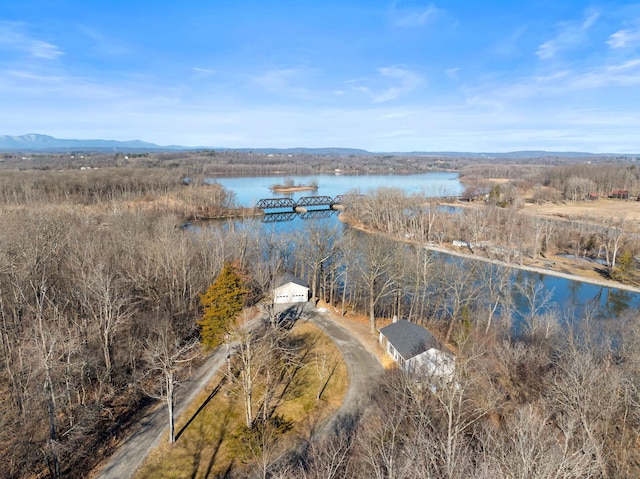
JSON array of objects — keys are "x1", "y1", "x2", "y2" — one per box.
[
  {"x1": 305, "y1": 309, "x2": 383, "y2": 422},
  {"x1": 94, "y1": 347, "x2": 229, "y2": 479},
  {"x1": 94, "y1": 308, "x2": 383, "y2": 478}
]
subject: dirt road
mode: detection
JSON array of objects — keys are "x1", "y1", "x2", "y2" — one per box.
[
  {"x1": 94, "y1": 347, "x2": 229, "y2": 479},
  {"x1": 306, "y1": 309, "x2": 383, "y2": 422},
  {"x1": 94, "y1": 307, "x2": 383, "y2": 478}
]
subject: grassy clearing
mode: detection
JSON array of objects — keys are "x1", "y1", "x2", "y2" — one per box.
[
  {"x1": 136, "y1": 320, "x2": 348, "y2": 479},
  {"x1": 523, "y1": 197, "x2": 640, "y2": 228}
]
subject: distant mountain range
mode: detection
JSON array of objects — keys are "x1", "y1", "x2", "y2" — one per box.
[
  {"x1": 0, "y1": 134, "x2": 169, "y2": 151},
  {"x1": 0, "y1": 133, "x2": 634, "y2": 158}
]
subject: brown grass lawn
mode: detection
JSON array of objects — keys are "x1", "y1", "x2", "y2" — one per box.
[
  {"x1": 523, "y1": 197, "x2": 640, "y2": 231},
  {"x1": 511, "y1": 197, "x2": 640, "y2": 285},
  {"x1": 135, "y1": 321, "x2": 348, "y2": 479}
]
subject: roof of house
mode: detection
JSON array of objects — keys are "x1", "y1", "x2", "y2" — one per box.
[
  {"x1": 274, "y1": 273, "x2": 309, "y2": 289},
  {"x1": 379, "y1": 320, "x2": 445, "y2": 360}
]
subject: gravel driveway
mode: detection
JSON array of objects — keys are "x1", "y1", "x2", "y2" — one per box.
[
  {"x1": 94, "y1": 347, "x2": 229, "y2": 479},
  {"x1": 93, "y1": 307, "x2": 383, "y2": 478}
]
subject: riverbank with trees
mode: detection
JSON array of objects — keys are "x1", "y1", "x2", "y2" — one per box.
[
  {"x1": 342, "y1": 208, "x2": 640, "y2": 294},
  {"x1": 341, "y1": 177, "x2": 640, "y2": 290}
]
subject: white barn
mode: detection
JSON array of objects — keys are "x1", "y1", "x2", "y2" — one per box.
[
  {"x1": 273, "y1": 274, "x2": 310, "y2": 304},
  {"x1": 379, "y1": 320, "x2": 455, "y2": 380}
]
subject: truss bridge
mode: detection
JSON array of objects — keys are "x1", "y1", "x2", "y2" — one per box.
[
  {"x1": 255, "y1": 198, "x2": 297, "y2": 210},
  {"x1": 261, "y1": 209, "x2": 338, "y2": 223},
  {"x1": 255, "y1": 194, "x2": 361, "y2": 213},
  {"x1": 296, "y1": 195, "x2": 334, "y2": 207}
]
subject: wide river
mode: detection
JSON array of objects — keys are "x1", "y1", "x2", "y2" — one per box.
[{"x1": 211, "y1": 172, "x2": 640, "y2": 323}]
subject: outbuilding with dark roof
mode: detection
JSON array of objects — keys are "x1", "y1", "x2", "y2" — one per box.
[{"x1": 379, "y1": 319, "x2": 455, "y2": 378}]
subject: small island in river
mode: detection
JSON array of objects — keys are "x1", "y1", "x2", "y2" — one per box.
[{"x1": 269, "y1": 177, "x2": 319, "y2": 193}]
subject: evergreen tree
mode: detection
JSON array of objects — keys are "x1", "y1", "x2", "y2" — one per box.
[{"x1": 197, "y1": 261, "x2": 247, "y2": 349}]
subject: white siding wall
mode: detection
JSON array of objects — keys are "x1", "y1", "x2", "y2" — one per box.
[
  {"x1": 409, "y1": 348, "x2": 455, "y2": 379},
  {"x1": 273, "y1": 283, "x2": 309, "y2": 304}
]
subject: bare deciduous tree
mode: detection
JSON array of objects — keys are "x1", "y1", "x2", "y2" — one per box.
[
  {"x1": 353, "y1": 234, "x2": 402, "y2": 335},
  {"x1": 141, "y1": 316, "x2": 199, "y2": 443},
  {"x1": 477, "y1": 263, "x2": 513, "y2": 334},
  {"x1": 75, "y1": 260, "x2": 133, "y2": 387},
  {"x1": 596, "y1": 216, "x2": 627, "y2": 276}
]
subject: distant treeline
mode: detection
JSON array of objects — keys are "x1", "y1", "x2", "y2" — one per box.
[
  {"x1": 0, "y1": 168, "x2": 234, "y2": 215},
  {"x1": 4, "y1": 149, "x2": 630, "y2": 177},
  {"x1": 461, "y1": 162, "x2": 640, "y2": 200}
]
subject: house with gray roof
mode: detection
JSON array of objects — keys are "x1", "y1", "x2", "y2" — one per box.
[{"x1": 379, "y1": 319, "x2": 455, "y2": 379}]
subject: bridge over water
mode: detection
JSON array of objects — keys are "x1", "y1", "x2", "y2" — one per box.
[
  {"x1": 255, "y1": 194, "x2": 362, "y2": 213},
  {"x1": 261, "y1": 209, "x2": 338, "y2": 223}
]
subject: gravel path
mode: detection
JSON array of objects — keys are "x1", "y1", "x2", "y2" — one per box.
[
  {"x1": 94, "y1": 347, "x2": 229, "y2": 479},
  {"x1": 306, "y1": 309, "x2": 383, "y2": 422},
  {"x1": 93, "y1": 307, "x2": 383, "y2": 478}
]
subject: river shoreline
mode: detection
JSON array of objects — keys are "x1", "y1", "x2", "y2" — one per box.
[
  {"x1": 423, "y1": 243, "x2": 640, "y2": 293},
  {"x1": 339, "y1": 214, "x2": 640, "y2": 294}
]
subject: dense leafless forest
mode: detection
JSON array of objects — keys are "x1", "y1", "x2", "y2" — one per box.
[
  {"x1": 460, "y1": 162, "x2": 640, "y2": 202},
  {"x1": 0, "y1": 150, "x2": 461, "y2": 175},
  {"x1": 2, "y1": 148, "x2": 635, "y2": 176},
  {"x1": 1, "y1": 155, "x2": 640, "y2": 478},
  {"x1": 346, "y1": 186, "x2": 638, "y2": 285},
  {"x1": 269, "y1": 316, "x2": 640, "y2": 479}
]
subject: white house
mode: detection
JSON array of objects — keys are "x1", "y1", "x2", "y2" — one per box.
[
  {"x1": 273, "y1": 274, "x2": 310, "y2": 304},
  {"x1": 379, "y1": 320, "x2": 455, "y2": 380}
]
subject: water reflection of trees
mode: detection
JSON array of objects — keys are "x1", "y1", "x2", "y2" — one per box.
[
  {"x1": 605, "y1": 287, "x2": 633, "y2": 318},
  {"x1": 290, "y1": 226, "x2": 640, "y2": 340},
  {"x1": 220, "y1": 213, "x2": 640, "y2": 341}
]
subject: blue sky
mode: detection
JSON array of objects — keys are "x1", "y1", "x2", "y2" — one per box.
[{"x1": 1, "y1": 1, "x2": 640, "y2": 152}]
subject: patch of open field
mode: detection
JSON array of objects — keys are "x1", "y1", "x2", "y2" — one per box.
[
  {"x1": 135, "y1": 321, "x2": 347, "y2": 479},
  {"x1": 523, "y1": 198, "x2": 640, "y2": 231}
]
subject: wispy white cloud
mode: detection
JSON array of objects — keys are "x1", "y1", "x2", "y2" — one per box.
[
  {"x1": 571, "y1": 58, "x2": 640, "y2": 88},
  {"x1": 470, "y1": 56, "x2": 640, "y2": 104},
  {"x1": 6, "y1": 70, "x2": 64, "y2": 83},
  {"x1": 582, "y1": 11, "x2": 600, "y2": 29},
  {"x1": 354, "y1": 66, "x2": 423, "y2": 102},
  {"x1": 445, "y1": 67, "x2": 459, "y2": 80},
  {"x1": 535, "y1": 42, "x2": 555, "y2": 60},
  {"x1": 28, "y1": 40, "x2": 63, "y2": 59},
  {"x1": 254, "y1": 68, "x2": 300, "y2": 91},
  {"x1": 494, "y1": 26, "x2": 527, "y2": 57},
  {"x1": 0, "y1": 21, "x2": 63, "y2": 59},
  {"x1": 79, "y1": 26, "x2": 130, "y2": 57},
  {"x1": 391, "y1": 2, "x2": 440, "y2": 27},
  {"x1": 607, "y1": 58, "x2": 640, "y2": 71},
  {"x1": 607, "y1": 27, "x2": 640, "y2": 49},
  {"x1": 247, "y1": 67, "x2": 333, "y2": 102},
  {"x1": 252, "y1": 67, "x2": 321, "y2": 98},
  {"x1": 193, "y1": 67, "x2": 215, "y2": 74},
  {"x1": 2, "y1": 67, "x2": 173, "y2": 103},
  {"x1": 192, "y1": 67, "x2": 216, "y2": 77},
  {"x1": 536, "y1": 10, "x2": 599, "y2": 60}
]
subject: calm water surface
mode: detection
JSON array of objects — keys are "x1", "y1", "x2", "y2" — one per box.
[
  {"x1": 213, "y1": 172, "x2": 463, "y2": 207},
  {"x1": 210, "y1": 172, "x2": 640, "y2": 322}
]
